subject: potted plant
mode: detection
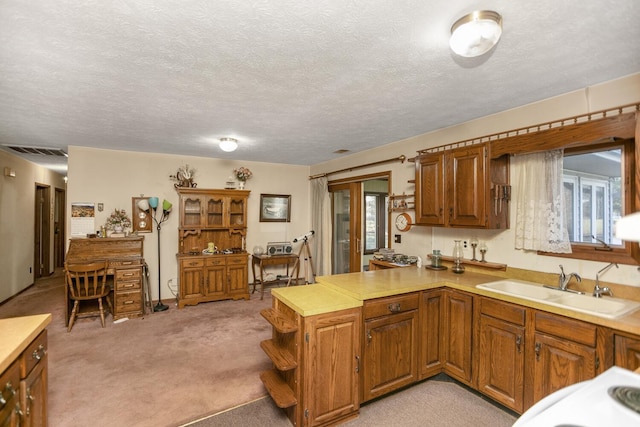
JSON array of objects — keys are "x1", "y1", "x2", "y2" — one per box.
[
  {"x1": 105, "y1": 209, "x2": 132, "y2": 234},
  {"x1": 234, "y1": 167, "x2": 253, "y2": 189}
]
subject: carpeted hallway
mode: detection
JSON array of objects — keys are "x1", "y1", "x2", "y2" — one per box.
[{"x1": 2, "y1": 271, "x2": 517, "y2": 426}]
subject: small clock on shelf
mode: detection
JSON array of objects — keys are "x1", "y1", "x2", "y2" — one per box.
[{"x1": 395, "y1": 212, "x2": 412, "y2": 232}]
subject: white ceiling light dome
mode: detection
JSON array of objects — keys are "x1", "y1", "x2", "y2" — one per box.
[
  {"x1": 219, "y1": 137, "x2": 238, "y2": 152},
  {"x1": 450, "y1": 10, "x2": 503, "y2": 58}
]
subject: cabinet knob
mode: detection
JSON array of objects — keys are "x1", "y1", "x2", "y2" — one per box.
[
  {"x1": 387, "y1": 303, "x2": 401, "y2": 313},
  {"x1": 516, "y1": 335, "x2": 522, "y2": 353},
  {"x1": 535, "y1": 342, "x2": 541, "y2": 360}
]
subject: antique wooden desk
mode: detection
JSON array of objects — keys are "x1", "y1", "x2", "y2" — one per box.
[
  {"x1": 65, "y1": 236, "x2": 147, "y2": 324},
  {"x1": 251, "y1": 254, "x2": 300, "y2": 300}
]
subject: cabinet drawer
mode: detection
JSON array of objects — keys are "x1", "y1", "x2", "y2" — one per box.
[
  {"x1": 535, "y1": 311, "x2": 596, "y2": 347},
  {"x1": 109, "y1": 259, "x2": 142, "y2": 268},
  {"x1": 0, "y1": 360, "x2": 20, "y2": 405},
  {"x1": 115, "y1": 268, "x2": 141, "y2": 281},
  {"x1": 364, "y1": 293, "x2": 419, "y2": 319},
  {"x1": 181, "y1": 258, "x2": 204, "y2": 268},
  {"x1": 205, "y1": 257, "x2": 225, "y2": 267},
  {"x1": 226, "y1": 255, "x2": 247, "y2": 266},
  {"x1": 115, "y1": 292, "x2": 142, "y2": 311},
  {"x1": 480, "y1": 297, "x2": 526, "y2": 326},
  {"x1": 115, "y1": 280, "x2": 141, "y2": 291},
  {"x1": 19, "y1": 330, "x2": 47, "y2": 378}
]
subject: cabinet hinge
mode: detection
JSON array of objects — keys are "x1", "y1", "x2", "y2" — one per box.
[
  {"x1": 305, "y1": 332, "x2": 309, "y2": 343},
  {"x1": 304, "y1": 409, "x2": 309, "y2": 418}
]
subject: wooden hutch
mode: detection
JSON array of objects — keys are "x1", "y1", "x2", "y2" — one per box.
[{"x1": 176, "y1": 188, "x2": 250, "y2": 308}]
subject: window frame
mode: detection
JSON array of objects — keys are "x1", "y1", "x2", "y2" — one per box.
[
  {"x1": 363, "y1": 191, "x2": 388, "y2": 254},
  {"x1": 540, "y1": 139, "x2": 638, "y2": 265}
]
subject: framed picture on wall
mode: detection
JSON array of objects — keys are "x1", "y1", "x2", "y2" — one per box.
[{"x1": 260, "y1": 194, "x2": 291, "y2": 222}]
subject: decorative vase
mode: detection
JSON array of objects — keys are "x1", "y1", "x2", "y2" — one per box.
[
  {"x1": 238, "y1": 181, "x2": 245, "y2": 190},
  {"x1": 452, "y1": 240, "x2": 465, "y2": 274},
  {"x1": 114, "y1": 225, "x2": 123, "y2": 233}
]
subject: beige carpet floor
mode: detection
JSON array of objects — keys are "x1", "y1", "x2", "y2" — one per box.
[
  {"x1": 190, "y1": 374, "x2": 517, "y2": 426},
  {"x1": 0, "y1": 270, "x2": 273, "y2": 427}
]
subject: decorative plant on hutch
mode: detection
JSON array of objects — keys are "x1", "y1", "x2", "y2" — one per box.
[
  {"x1": 105, "y1": 209, "x2": 132, "y2": 233},
  {"x1": 234, "y1": 166, "x2": 252, "y2": 189},
  {"x1": 170, "y1": 164, "x2": 197, "y2": 188}
]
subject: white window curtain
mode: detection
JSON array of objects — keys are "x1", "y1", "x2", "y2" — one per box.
[
  {"x1": 513, "y1": 149, "x2": 572, "y2": 253},
  {"x1": 310, "y1": 176, "x2": 332, "y2": 277}
]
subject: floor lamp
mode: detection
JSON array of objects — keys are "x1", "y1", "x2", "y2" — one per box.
[{"x1": 139, "y1": 197, "x2": 172, "y2": 312}]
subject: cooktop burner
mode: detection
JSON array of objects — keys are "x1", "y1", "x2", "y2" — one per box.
[{"x1": 608, "y1": 386, "x2": 640, "y2": 414}]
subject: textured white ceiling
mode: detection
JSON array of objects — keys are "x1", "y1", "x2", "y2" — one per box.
[{"x1": 1, "y1": 1, "x2": 639, "y2": 173}]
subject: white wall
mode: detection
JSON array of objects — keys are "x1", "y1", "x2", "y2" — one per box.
[
  {"x1": 67, "y1": 147, "x2": 310, "y2": 302},
  {"x1": 0, "y1": 150, "x2": 66, "y2": 302},
  {"x1": 311, "y1": 73, "x2": 640, "y2": 287}
]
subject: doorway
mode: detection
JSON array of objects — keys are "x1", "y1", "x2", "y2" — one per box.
[
  {"x1": 34, "y1": 184, "x2": 51, "y2": 279},
  {"x1": 329, "y1": 172, "x2": 390, "y2": 274},
  {"x1": 54, "y1": 187, "x2": 66, "y2": 268}
]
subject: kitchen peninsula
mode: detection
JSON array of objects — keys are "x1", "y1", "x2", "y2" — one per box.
[{"x1": 259, "y1": 266, "x2": 640, "y2": 426}]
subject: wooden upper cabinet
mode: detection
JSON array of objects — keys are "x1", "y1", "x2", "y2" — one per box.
[
  {"x1": 415, "y1": 143, "x2": 509, "y2": 229},
  {"x1": 178, "y1": 189, "x2": 248, "y2": 230},
  {"x1": 415, "y1": 152, "x2": 445, "y2": 225}
]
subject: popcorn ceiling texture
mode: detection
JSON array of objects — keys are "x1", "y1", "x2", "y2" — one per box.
[{"x1": 0, "y1": 0, "x2": 638, "y2": 170}]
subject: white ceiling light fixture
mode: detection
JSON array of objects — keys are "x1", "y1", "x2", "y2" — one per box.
[
  {"x1": 450, "y1": 10, "x2": 503, "y2": 58},
  {"x1": 219, "y1": 137, "x2": 238, "y2": 152}
]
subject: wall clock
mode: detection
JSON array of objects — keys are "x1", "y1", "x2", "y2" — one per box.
[{"x1": 395, "y1": 212, "x2": 412, "y2": 232}]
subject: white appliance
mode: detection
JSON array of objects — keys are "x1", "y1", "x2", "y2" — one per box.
[{"x1": 515, "y1": 366, "x2": 640, "y2": 426}]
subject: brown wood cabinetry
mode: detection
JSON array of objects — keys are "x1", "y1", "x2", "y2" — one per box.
[
  {"x1": 0, "y1": 330, "x2": 48, "y2": 427},
  {"x1": 362, "y1": 293, "x2": 419, "y2": 401},
  {"x1": 415, "y1": 144, "x2": 509, "y2": 229},
  {"x1": 614, "y1": 333, "x2": 640, "y2": 372},
  {"x1": 260, "y1": 300, "x2": 361, "y2": 427},
  {"x1": 442, "y1": 289, "x2": 474, "y2": 386},
  {"x1": 176, "y1": 188, "x2": 250, "y2": 308},
  {"x1": 419, "y1": 289, "x2": 444, "y2": 379},
  {"x1": 530, "y1": 311, "x2": 597, "y2": 404},
  {"x1": 478, "y1": 298, "x2": 526, "y2": 412}
]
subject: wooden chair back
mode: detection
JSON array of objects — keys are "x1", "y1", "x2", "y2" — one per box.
[{"x1": 66, "y1": 261, "x2": 110, "y2": 300}]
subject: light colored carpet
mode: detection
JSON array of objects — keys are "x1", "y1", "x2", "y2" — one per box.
[
  {"x1": 190, "y1": 374, "x2": 517, "y2": 426},
  {"x1": 0, "y1": 270, "x2": 273, "y2": 427}
]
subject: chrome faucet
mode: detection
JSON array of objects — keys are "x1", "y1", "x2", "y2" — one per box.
[
  {"x1": 593, "y1": 262, "x2": 617, "y2": 298},
  {"x1": 558, "y1": 264, "x2": 582, "y2": 290}
]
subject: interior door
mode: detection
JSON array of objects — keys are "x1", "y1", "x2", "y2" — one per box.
[
  {"x1": 34, "y1": 184, "x2": 51, "y2": 279},
  {"x1": 330, "y1": 182, "x2": 362, "y2": 274}
]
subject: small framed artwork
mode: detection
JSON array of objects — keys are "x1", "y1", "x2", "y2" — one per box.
[
  {"x1": 132, "y1": 197, "x2": 153, "y2": 233},
  {"x1": 260, "y1": 194, "x2": 291, "y2": 222}
]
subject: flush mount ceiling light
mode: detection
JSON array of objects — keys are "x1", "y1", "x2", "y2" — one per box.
[
  {"x1": 450, "y1": 10, "x2": 502, "y2": 58},
  {"x1": 219, "y1": 137, "x2": 238, "y2": 152}
]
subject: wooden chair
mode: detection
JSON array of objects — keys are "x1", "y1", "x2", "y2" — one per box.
[{"x1": 65, "y1": 261, "x2": 113, "y2": 332}]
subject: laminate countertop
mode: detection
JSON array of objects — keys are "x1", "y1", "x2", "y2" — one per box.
[
  {"x1": 0, "y1": 313, "x2": 52, "y2": 373},
  {"x1": 273, "y1": 267, "x2": 640, "y2": 335}
]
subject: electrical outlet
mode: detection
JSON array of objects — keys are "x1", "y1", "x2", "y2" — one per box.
[
  {"x1": 463, "y1": 240, "x2": 468, "y2": 248},
  {"x1": 394, "y1": 234, "x2": 401, "y2": 244}
]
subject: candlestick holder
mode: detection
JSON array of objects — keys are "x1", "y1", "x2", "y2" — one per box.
[
  {"x1": 479, "y1": 242, "x2": 488, "y2": 263},
  {"x1": 470, "y1": 238, "x2": 478, "y2": 261}
]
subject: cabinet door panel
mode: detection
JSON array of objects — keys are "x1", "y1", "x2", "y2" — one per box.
[
  {"x1": 181, "y1": 267, "x2": 204, "y2": 299},
  {"x1": 479, "y1": 315, "x2": 524, "y2": 412},
  {"x1": 443, "y1": 290, "x2": 473, "y2": 385},
  {"x1": 532, "y1": 332, "x2": 596, "y2": 403},
  {"x1": 415, "y1": 154, "x2": 445, "y2": 225},
  {"x1": 227, "y1": 262, "x2": 248, "y2": 295},
  {"x1": 363, "y1": 310, "x2": 418, "y2": 401},
  {"x1": 615, "y1": 334, "x2": 640, "y2": 371},
  {"x1": 448, "y1": 146, "x2": 485, "y2": 227},
  {"x1": 305, "y1": 310, "x2": 361, "y2": 426},
  {"x1": 419, "y1": 290, "x2": 444, "y2": 378},
  {"x1": 205, "y1": 265, "x2": 225, "y2": 296}
]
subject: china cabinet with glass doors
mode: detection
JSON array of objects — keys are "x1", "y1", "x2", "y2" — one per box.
[{"x1": 176, "y1": 188, "x2": 250, "y2": 308}]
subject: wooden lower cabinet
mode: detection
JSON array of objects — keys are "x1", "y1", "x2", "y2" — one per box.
[
  {"x1": 419, "y1": 289, "x2": 444, "y2": 379},
  {"x1": 442, "y1": 289, "x2": 473, "y2": 386},
  {"x1": 362, "y1": 293, "x2": 419, "y2": 402},
  {"x1": 178, "y1": 255, "x2": 249, "y2": 308},
  {"x1": 530, "y1": 311, "x2": 597, "y2": 405},
  {"x1": 614, "y1": 333, "x2": 640, "y2": 371},
  {"x1": 0, "y1": 330, "x2": 48, "y2": 427},
  {"x1": 477, "y1": 298, "x2": 526, "y2": 413},
  {"x1": 260, "y1": 300, "x2": 361, "y2": 427}
]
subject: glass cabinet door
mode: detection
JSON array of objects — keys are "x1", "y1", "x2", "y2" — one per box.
[
  {"x1": 182, "y1": 196, "x2": 202, "y2": 227},
  {"x1": 205, "y1": 195, "x2": 224, "y2": 227},
  {"x1": 229, "y1": 197, "x2": 246, "y2": 227}
]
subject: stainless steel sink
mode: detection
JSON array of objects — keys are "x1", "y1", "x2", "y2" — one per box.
[{"x1": 477, "y1": 279, "x2": 640, "y2": 319}]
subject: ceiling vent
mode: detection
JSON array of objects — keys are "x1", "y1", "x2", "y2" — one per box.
[{"x1": 5, "y1": 145, "x2": 67, "y2": 157}]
